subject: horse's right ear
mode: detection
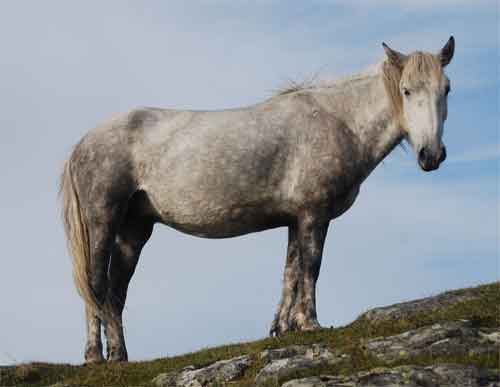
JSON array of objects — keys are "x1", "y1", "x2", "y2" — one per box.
[
  {"x1": 382, "y1": 42, "x2": 407, "y2": 69},
  {"x1": 439, "y1": 36, "x2": 455, "y2": 67}
]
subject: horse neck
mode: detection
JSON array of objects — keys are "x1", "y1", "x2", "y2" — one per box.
[{"x1": 316, "y1": 65, "x2": 404, "y2": 171}]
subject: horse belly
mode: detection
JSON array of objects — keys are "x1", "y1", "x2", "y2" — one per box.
[
  {"x1": 140, "y1": 146, "x2": 289, "y2": 238},
  {"x1": 149, "y1": 191, "x2": 287, "y2": 238}
]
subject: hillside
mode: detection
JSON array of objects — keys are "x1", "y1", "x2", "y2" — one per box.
[{"x1": 1, "y1": 282, "x2": 498, "y2": 386}]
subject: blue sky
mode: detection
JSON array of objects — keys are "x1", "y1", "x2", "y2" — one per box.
[{"x1": 0, "y1": 1, "x2": 497, "y2": 365}]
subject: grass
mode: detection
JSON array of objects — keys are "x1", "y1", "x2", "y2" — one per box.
[{"x1": 1, "y1": 282, "x2": 498, "y2": 387}]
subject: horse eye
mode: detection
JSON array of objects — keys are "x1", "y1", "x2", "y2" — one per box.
[{"x1": 403, "y1": 88, "x2": 410, "y2": 97}]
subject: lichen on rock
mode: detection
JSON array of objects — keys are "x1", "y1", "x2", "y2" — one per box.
[
  {"x1": 363, "y1": 320, "x2": 500, "y2": 363},
  {"x1": 152, "y1": 355, "x2": 252, "y2": 387},
  {"x1": 282, "y1": 364, "x2": 500, "y2": 387},
  {"x1": 255, "y1": 344, "x2": 349, "y2": 385}
]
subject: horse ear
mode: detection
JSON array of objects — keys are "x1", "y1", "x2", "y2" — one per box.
[
  {"x1": 439, "y1": 36, "x2": 455, "y2": 67},
  {"x1": 382, "y1": 42, "x2": 407, "y2": 69}
]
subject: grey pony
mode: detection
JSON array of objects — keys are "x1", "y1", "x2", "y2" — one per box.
[{"x1": 60, "y1": 38, "x2": 455, "y2": 363}]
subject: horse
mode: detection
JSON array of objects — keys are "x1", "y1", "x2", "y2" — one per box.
[{"x1": 60, "y1": 37, "x2": 455, "y2": 363}]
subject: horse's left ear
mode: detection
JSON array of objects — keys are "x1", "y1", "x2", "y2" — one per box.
[
  {"x1": 382, "y1": 42, "x2": 407, "y2": 69},
  {"x1": 439, "y1": 36, "x2": 455, "y2": 67}
]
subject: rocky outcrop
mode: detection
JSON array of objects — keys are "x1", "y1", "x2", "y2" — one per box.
[
  {"x1": 281, "y1": 364, "x2": 500, "y2": 387},
  {"x1": 255, "y1": 344, "x2": 349, "y2": 385},
  {"x1": 2, "y1": 285, "x2": 497, "y2": 387},
  {"x1": 152, "y1": 355, "x2": 251, "y2": 387},
  {"x1": 254, "y1": 323, "x2": 500, "y2": 386},
  {"x1": 148, "y1": 322, "x2": 499, "y2": 386},
  {"x1": 358, "y1": 288, "x2": 481, "y2": 324},
  {"x1": 146, "y1": 283, "x2": 498, "y2": 386},
  {"x1": 363, "y1": 320, "x2": 500, "y2": 363}
]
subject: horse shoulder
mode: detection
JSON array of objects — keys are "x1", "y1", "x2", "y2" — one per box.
[{"x1": 275, "y1": 92, "x2": 364, "y2": 212}]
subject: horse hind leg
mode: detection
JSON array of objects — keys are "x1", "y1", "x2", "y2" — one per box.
[
  {"x1": 63, "y1": 142, "x2": 139, "y2": 363},
  {"x1": 104, "y1": 197, "x2": 154, "y2": 362},
  {"x1": 83, "y1": 205, "x2": 124, "y2": 363},
  {"x1": 84, "y1": 306, "x2": 104, "y2": 362}
]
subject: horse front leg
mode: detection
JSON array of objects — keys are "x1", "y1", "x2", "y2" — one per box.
[
  {"x1": 270, "y1": 214, "x2": 328, "y2": 335},
  {"x1": 291, "y1": 213, "x2": 329, "y2": 331},
  {"x1": 270, "y1": 226, "x2": 300, "y2": 336}
]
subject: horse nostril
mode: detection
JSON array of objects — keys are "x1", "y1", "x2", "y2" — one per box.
[{"x1": 418, "y1": 148, "x2": 428, "y2": 163}]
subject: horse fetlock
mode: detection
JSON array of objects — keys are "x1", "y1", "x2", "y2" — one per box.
[
  {"x1": 270, "y1": 306, "x2": 312, "y2": 336},
  {"x1": 84, "y1": 343, "x2": 104, "y2": 364},
  {"x1": 270, "y1": 301, "x2": 290, "y2": 337},
  {"x1": 270, "y1": 312, "x2": 320, "y2": 336},
  {"x1": 104, "y1": 321, "x2": 127, "y2": 362},
  {"x1": 288, "y1": 301, "x2": 321, "y2": 331},
  {"x1": 269, "y1": 313, "x2": 279, "y2": 336},
  {"x1": 270, "y1": 313, "x2": 292, "y2": 337},
  {"x1": 106, "y1": 345, "x2": 128, "y2": 362},
  {"x1": 296, "y1": 315, "x2": 321, "y2": 332}
]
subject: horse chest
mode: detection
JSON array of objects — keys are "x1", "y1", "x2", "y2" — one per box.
[{"x1": 329, "y1": 185, "x2": 360, "y2": 219}]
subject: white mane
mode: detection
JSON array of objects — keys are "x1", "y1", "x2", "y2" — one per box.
[{"x1": 275, "y1": 61, "x2": 383, "y2": 96}]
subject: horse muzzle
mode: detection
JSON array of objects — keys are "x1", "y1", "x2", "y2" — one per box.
[{"x1": 418, "y1": 146, "x2": 446, "y2": 172}]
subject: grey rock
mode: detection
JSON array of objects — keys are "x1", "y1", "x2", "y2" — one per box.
[
  {"x1": 255, "y1": 344, "x2": 348, "y2": 385},
  {"x1": 280, "y1": 376, "x2": 338, "y2": 387},
  {"x1": 260, "y1": 345, "x2": 312, "y2": 364},
  {"x1": 363, "y1": 321, "x2": 500, "y2": 363},
  {"x1": 359, "y1": 289, "x2": 480, "y2": 324},
  {"x1": 282, "y1": 364, "x2": 500, "y2": 387},
  {"x1": 152, "y1": 355, "x2": 251, "y2": 386}
]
